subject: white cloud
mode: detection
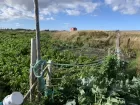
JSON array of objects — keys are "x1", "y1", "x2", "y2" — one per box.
[
  {"x1": 16, "y1": 23, "x2": 20, "y2": 27},
  {"x1": 0, "y1": 5, "x2": 34, "y2": 21},
  {"x1": 0, "y1": 0, "x2": 100, "y2": 21},
  {"x1": 79, "y1": 2, "x2": 100, "y2": 13},
  {"x1": 105, "y1": 0, "x2": 140, "y2": 14},
  {"x1": 1, "y1": 0, "x2": 140, "y2": 21},
  {"x1": 66, "y1": 10, "x2": 80, "y2": 16},
  {"x1": 112, "y1": 6, "x2": 118, "y2": 11},
  {"x1": 46, "y1": 17, "x2": 55, "y2": 21},
  {"x1": 15, "y1": 23, "x2": 23, "y2": 27}
]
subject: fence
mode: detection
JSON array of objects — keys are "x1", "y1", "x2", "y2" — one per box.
[
  {"x1": 23, "y1": 0, "x2": 124, "y2": 102},
  {"x1": 23, "y1": 30, "x2": 124, "y2": 103}
]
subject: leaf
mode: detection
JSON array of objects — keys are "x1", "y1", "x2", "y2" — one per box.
[
  {"x1": 110, "y1": 98, "x2": 119, "y2": 103},
  {"x1": 79, "y1": 89, "x2": 85, "y2": 95}
]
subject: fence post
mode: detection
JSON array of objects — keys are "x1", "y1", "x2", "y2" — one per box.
[
  {"x1": 24, "y1": 81, "x2": 37, "y2": 101},
  {"x1": 30, "y1": 38, "x2": 36, "y2": 102},
  {"x1": 46, "y1": 60, "x2": 52, "y2": 87},
  {"x1": 116, "y1": 30, "x2": 121, "y2": 60},
  {"x1": 33, "y1": 0, "x2": 41, "y2": 100}
]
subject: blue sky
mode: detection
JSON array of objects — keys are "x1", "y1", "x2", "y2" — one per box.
[{"x1": 0, "y1": 0, "x2": 140, "y2": 30}]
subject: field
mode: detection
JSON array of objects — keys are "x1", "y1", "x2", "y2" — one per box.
[
  {"x1": 52, "y1": 31, "x2": 140, "y2": 50},
  {"x1": 0, "y1": 30, "x2": 140, "y2": 105}
]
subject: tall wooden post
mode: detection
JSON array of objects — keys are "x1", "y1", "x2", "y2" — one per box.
[
  {"x1": 116, "y1": 30, "x2": 121, "y2": 60},
  {"x1": 30, "y1": 38, "x2": 36, "y2": 102},
  {"x1": 33, "y1": 0, "x2": 41, "y2": 100},
  {"x1": 33, "y1": 0, "x2": 41, "y2": 61}
]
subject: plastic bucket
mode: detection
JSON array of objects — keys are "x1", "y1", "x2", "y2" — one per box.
[{"x1": 3, "y1": 92, "x2": 23, "y2": 105}]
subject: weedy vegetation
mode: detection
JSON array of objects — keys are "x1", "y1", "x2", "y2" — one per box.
[{"x1": 0, "y1": 30, "x2": 140, "y2": 105}]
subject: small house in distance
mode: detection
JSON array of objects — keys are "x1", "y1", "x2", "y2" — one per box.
[{"x1": 70, "y1": 27, "x2": 77, "y2": 31}]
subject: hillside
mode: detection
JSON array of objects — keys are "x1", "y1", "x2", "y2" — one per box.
[
  {"x1": 52, "y1": 31, "x2": 140, "y2": 51},
  {"x1": 52, "y1": 30, "x2": 140, "y2": 74}
]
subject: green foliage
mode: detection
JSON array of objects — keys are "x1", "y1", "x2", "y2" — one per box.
[
  {"x1": 77, "y1": 56, "x2": 140, "y2": 105},
  {"x1": 0, "y1": 30, "x2": 140, "y2": 105},
  {"x1": 0, "y1": 31, "x2": 32, "y2": 99}
]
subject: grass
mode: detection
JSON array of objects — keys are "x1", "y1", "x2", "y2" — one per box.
[
  {"x1": 53, "y1": 30, "x2": 140, "y2": 50},
  {"x1": 0, "y1": 30, "x2": 140, "y2": 104},
  {"x1": 52, "y1": 30, "x2": 140, "y2": 73}
]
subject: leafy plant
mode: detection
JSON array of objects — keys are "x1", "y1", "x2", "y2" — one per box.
[{"x1": 0, "y1": 30, "x2": 139, "y2": 105}]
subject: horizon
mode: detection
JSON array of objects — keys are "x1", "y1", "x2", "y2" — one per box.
[
  {"x1": 1, "y1": 28, "x2": 140, "y2": 32},
  {"x1": 0, "y1": 0, "x2": 140, "y2": 30}
]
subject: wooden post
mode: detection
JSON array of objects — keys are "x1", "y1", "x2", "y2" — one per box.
[
  {"x1": 45, "y1": 60, "x2": 52, "y2": 99},
  {"x1": 46, "y1": 60, "x2": 52, "y2": 87},
  {"x1": 30, "y1": 38, "x2": 36, "y2": 102},
  {"x1": 33, "y1": 0, "x2": 41, "y2": 61},
  {"x1": 116, "y1": 30, "x2": 121, "y2": 60},
  {"x1": 33, "y1": 0, "x2": 41, "y2": 100},
  {"x1": 24, "y1": 81, "x2": 37, "y2": 101}
]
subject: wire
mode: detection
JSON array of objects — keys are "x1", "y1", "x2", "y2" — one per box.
[{"x1": 48, "y1": 59, "x2": 103, "y2": 67}]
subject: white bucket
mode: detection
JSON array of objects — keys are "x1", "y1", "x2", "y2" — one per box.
[{"x1": 3, "y1": 92, "x2": 23, "y2": 105}]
